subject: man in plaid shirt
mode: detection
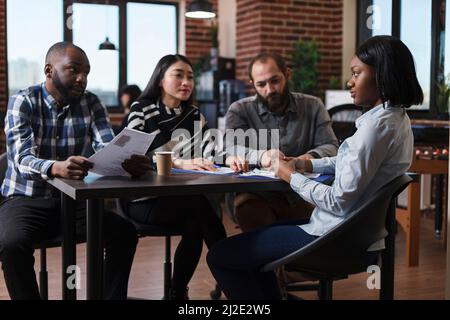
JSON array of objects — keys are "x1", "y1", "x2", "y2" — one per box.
[{"x1": 0, "y1": 42, "x2": 150, "y2": 299}]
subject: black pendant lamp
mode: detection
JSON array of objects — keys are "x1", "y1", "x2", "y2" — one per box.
[
  {"x1": 185, "y1": 0, "x2": 216, "y2": 19},
  {"x1": 99, "y1": 36, "x2": 116, "y2": 50},
  {"x1": 99, "y1": 1, "x2": 117, "y2": 50}
]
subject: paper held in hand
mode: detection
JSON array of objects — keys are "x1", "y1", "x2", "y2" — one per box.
[{"x1": 88, "y1": 127, "x2": 157, "y2": 176}]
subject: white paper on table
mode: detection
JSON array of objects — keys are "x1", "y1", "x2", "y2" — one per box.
[
  {"x1": 240, "y1": 169, "x2": 320, "y2": 180},
  {"x1": 172, "y1": 166, "x2": 235, "y2": 175},
  {"x1": 88, "y1": 127, "x2": 157, "y2": 176}
]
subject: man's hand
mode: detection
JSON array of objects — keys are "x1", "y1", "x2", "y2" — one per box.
[
  {"x1": 122, "y1": 154, "x2": 152, "y2": 177},
  {"x1": 225, "y1": 155, "x2": 249, "y2": 172},
  {"x1": 274, "y1": 158, "x2": 296, "y2": 183},
  {"x1": 260, "y1": 149, "x2": 285, "y2": 168},
  {"x1": 50, "y1": 156, "x2": 93, "y2": 180},
  {"x1": 174, "y1": 158, "x2": 216, "y2": 171}
]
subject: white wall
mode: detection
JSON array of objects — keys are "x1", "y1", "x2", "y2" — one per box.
[
  {"x1": 342, "y1": 0, "x2": 357, "y2": 87},
  {"x1": 218, "y1": 0, "x2": 236, "y2": 58},
  {"x1": 178, "y1": 0, "x2": 186, "y2": 55}
]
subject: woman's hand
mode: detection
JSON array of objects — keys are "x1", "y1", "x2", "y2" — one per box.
[
  {"x1": 174, "y1": 158, "x2": 216, "y2": 171},
  {"x1": 274, "y1": 158, "x2": 296, "y2": 183},
  {"x1": 260, "y1": 149, "x2": 285, "y2": 168},
  {"x1": 283, "y1": 155, "x2": 313, "y2": 173},
  {"x1": 294, "y1": 156, "x2": 313, "y2": 173},
  {"x1": 225, "y1": 155, "x2": 249, "y2": 172}
]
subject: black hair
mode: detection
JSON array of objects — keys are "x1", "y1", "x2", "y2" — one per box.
[
  {"x1": 138, "y1": 54, "x2": 195, "y2": 106},
  {"x1": 120, "y1": 84, "x2": 142, "y2": 108},
  {"x1": 248, "y1": 52, "x2": 288, "y2": 81},
  {"x1": 45, "y1": 41, "x2": 86, "y2": 63},
  {"x1": 356, "y1": 35, "x2": 423, "y2": 108}
]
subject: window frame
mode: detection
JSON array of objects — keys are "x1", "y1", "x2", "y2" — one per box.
[
  {"x1": 63, "y1": 0, "x2": 179, "y2": 112},
  {"x1": 357, "y1": 0, "x2": 446, "y2": 120}
]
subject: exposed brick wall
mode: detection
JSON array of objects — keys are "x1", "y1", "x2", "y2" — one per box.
[
  {"x1": 185, "y1": 0, "x2": 218, "y2": 63},
  {"x1": 236, "y1": 0, "x2": 343, "y2": 95},
  {"x1": 0, "y1": 0, "x2": 6, "y2": 153}
]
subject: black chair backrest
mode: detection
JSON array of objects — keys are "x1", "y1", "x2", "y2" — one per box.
[
  {"x1": 261, "y1": 175, "x2": 412, "y2": 276},
  {"x1": 328, "y1": 104, "x2": 363, "y2": 120},
  {"x1": 0, "y1": 152, "x2": 7, "y2": 182},
  {"x1": 0, "y1": 152, "x2": 7, "y2": 201},
  {"x1": 328, "y1": 104, "x2": 364, "y2": 144}
]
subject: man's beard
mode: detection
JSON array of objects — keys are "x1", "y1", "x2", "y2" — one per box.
[
  {"x1": 53, "y1": 71, "x2": 83, "y2": 105},
  {"x1": 257, "y1": 85, "x2": 290, "y2": 114}
]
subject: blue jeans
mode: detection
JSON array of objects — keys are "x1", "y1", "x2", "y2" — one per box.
[{"x1": 207, "y1": 219, "x2": 318, "y2": 300}]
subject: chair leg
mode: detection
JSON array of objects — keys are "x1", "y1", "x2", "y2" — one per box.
[
  {"x1": 380, "y1": 199, "x2": 396, "y2": 300},
  {"x1": 210, "y1": 283, "x2": 222, "y2": 300},
  {"x1": 163, "y1": 236, "x2": 172, "y2": 300},
  {"x1": 318, "y1": 280, "x2": 333, "y2": 300},
  {"x1": 39, "y1": 248, "x2": 49, "y2": 300}
]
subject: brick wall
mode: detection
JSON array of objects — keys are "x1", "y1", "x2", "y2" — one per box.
[
  {"x1": 236, "y1": 0, "x2": 343, "y2": 94},
  {"x1": 185, "y1": 0, "x2": 218, "y2": 63}
]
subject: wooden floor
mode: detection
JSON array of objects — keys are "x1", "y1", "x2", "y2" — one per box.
[{"x1": 0, "y1": 210, "x2": 446, "y2": 300}]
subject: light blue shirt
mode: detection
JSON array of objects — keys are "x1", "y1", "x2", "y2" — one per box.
[{"x1": 290, "y1": 103, "x2": 413, "y2": 250}]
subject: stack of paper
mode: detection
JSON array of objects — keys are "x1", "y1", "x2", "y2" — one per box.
[
  {"x1": 240, "y1": 169, "x2": 321, "y2": 180},
  {"x1": 171, "y1": 166, "x2": 235, "y2": 175}
]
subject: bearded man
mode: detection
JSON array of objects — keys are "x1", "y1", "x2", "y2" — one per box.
[{"x1": 224, "y1": 52, "x2": 339, "y2": 232}]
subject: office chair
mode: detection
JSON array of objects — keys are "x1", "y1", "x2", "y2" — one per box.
[
  {"x1": 261, "y1": 174, "x2": 413, "y2": 300},
  {"x1": 115, "y1": 199, "x2": 184, "y2": 300},
  {"x1": 327, "y1": 104, "x2": 364, "y2": 144},
  {"x1": 0, "y1": 152, "x2": 63, "y2": 300}
]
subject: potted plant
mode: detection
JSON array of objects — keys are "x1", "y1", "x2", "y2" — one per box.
[
  {"x1": 289, "y1": 40, "x2": 320, "y2": 96},
  {"x1": 436, "y1": 74, "x2": 450, "y2": 115}
]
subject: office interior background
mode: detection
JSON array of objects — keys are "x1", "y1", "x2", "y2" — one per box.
[{"x1": 0, "y1": 0, "x2": 449, "y2": 300}]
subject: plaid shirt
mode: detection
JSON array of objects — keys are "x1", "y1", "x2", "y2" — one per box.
[{"x1": 1, "y1": 83, "x2": 114, "y2": 198}]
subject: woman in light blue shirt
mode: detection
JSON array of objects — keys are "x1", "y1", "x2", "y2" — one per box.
[{"x1": 207, "y1": 36, "x2": 423, "y2": 299}]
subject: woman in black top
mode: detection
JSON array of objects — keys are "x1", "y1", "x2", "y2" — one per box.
[{"x1": 126, "y1": 54, "x2": 227, "y2": 299}]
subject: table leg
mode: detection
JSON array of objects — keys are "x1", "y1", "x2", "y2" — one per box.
[
  {"x1": 86, "y1": 199, "x2": 104, "y2": 300},
  {"x1": 435, "y1": 174, "x2": 444, "y2": 236},
  {"x1": 61, "y1": 193, "x2": 77, "y2": 300},
  {"x1": 406, "y1": 182, "x2": 421, "y2": 266},
  {"x1": 395, "y1": 181, "x2": 421, "y2": 266}
]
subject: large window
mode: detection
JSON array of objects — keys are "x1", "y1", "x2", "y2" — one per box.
[
  {"x1": 358, "y1": 0, "x2": 447, "y2": 118},
  {"x1": 127, "y1": 2, "x2": 177, "y2": 91},
  {"x1": 371, "y1": 0, "x2": 393, "y2": 36},
  {"x1": 444, "y1": 0, "x2": 450, "y2": 77},
  {"x1": 7, "y1": 0, "x2": 63, "y2": 96},
  {"x1": 6, "y1": 1, "x2": 178, "y2": 110},
  {"x1": 401, "y1": 0, "x2": 432, "y2": 110},
  {"x1": 72, "y1": 3, "x2": 120, "y2": 106}
]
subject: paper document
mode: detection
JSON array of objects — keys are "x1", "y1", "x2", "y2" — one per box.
[
  {"x1": 171, "y1": 166, "x2": 235, "y2": 175},
  {"x1": 240, "y1": 169, "x2": 320, "y2": 180},
  {"x1": 88, "y1": 127, "x2": 157, "y2": 176}
]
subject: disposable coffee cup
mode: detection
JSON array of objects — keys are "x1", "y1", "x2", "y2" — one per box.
[{"x1": 155, "y1": 151, "x2": 173, "y2": 176}]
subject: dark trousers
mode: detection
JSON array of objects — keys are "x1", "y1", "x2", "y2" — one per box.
[
  {"x1": 0, "y1": 196, "x2": 138, "y2": 300},
  {"x1": 127, "y1": 195, "x2": 226, "y2": 293},
  {"x1": 207, "y1": 219, "x2": 318, "y2": 300}
]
